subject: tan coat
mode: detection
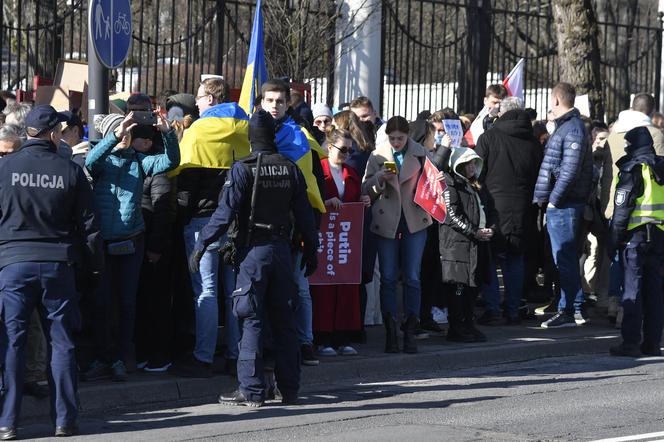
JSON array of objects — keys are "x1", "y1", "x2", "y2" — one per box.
[
  {"x1": 362, "y1": 139, "x2": 433, "y2": 239},
  {"x1": 605, "y1": 125, "x2": 664, "y2": 218}
]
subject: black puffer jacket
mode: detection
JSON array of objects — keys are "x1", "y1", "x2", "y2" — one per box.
[
  {"x1": 176, "y1": 167, "x2": 228, "y2": 225},
  {"x1": 142, "y1": 173, "x2": 176, "y2": 253},
  {"x1": 439, "y1": 148, "x2": 497, "y2": 287},
  {"x1": 475, "y1": 109, "x2": 543, "y2": 253}
]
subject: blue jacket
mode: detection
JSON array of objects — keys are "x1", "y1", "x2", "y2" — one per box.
[
  {"x1": 86, "y1": 130, "x2": 180, "y2": 241},
  {"x1": 533, "y1": 109, "x2": 593, "y2": 206}
]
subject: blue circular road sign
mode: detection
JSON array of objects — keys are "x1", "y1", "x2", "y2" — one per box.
[{"x1": 89, "y1": 0, "x2": 132, "y2": 69}]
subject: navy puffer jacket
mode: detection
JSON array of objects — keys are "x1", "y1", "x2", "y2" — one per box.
[{"x1": 533, "y1": 108, "x2": 593, "y2": 207}]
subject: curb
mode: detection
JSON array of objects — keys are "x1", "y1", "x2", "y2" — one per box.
[{"x1": 20, "y1": 327, "x2": 621, "y2": 421}]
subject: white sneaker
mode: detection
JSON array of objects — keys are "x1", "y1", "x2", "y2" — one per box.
[
  {"x1": 318, "y1": 346, "x2": 338, "y2": 357},
  {"x1": 337, "y1": 346, "x2": 358, "y2": 356},
  {"x1": 144, "y1": 362, "x2": 172, "y2": 372}
]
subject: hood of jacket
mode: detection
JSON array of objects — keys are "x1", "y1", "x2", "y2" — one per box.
[
  {"x1": 612, "y1": 109, "x2": 653, "y2": 133},
  {"x1": 450, "y1": 146, "x2": 483, "y2": 181},
  {"x1": 492, "y1": 109, "x2": 534, "y2": 140}
]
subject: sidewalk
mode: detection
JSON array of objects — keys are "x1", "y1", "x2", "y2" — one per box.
[{"x1": 20, "y1": 316, "x2": 622, "y2": 421}]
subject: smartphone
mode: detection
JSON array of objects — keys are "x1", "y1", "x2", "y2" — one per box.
[
  {"x1": 384, "y1": 161, "x2": 397, "y2": 173},
  {"x1": 132, "y1": 110, "x2": 157, "y2": 126}
]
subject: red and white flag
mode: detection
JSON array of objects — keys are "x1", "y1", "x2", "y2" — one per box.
[
  {"x1": 464, "y1": 58, "x2": 526, "y2": 147},
  {"x1": 503, "y1": 58, "x2": 525, "y2": 100}
]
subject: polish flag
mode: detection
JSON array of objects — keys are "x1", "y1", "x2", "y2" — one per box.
[{"x1": 464, "y1": 58, "x2": 526, "y2": 147}]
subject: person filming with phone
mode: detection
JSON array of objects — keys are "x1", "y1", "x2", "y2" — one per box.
[{"x1": 82, "y1": 108, "x2": 180, "y2": 382}]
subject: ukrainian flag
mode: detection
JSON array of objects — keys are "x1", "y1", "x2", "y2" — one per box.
[
  {"x1": 170, "y1": 102, "x2": 251, "y2": 175},
  {"x1": 238, "y1": 0, "x2": 267, "y2": 115},
  {"x1": 276, "y1": 117, "x2": 327, "y2": 213}
]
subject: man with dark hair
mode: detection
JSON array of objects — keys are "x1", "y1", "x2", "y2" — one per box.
[
  {"x1": 482, "y1": 84, "x2": 509, "y2": 130},
  {"x1": 534, "y1": 82, "x2": 593, "y2": 328},
  {"x1": 190, "y1": 109, "x2": 318, "y2": 407},
  {"x1": 289, "y1": 89, "x2": 314, "y2": 131},
  {"x1": 0, "y1": 105, "x2": 103, "y2": 438}
]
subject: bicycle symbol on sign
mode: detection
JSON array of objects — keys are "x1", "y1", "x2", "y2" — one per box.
[{"x1": 114, "y1": 13, "x2": 130, "y2": 35}]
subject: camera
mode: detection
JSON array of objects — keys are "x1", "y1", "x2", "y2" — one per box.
[{"x1": 132, "y1": 111, "x2": 157, "y2": 126}]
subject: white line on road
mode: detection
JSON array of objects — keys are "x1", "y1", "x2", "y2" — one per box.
[{"x1": 592, "y1": 431, "x2": 664, "y2": 442}]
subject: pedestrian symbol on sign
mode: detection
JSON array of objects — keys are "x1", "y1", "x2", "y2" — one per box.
[{"x1": 89, "y1": 0, "x2": 132, "y2": 69}]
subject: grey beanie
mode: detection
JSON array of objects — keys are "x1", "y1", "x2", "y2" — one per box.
[
  {"x1": 312, "y1": 103, "x2": 332, "y2": 120},
  {"x1": 94, "y1": 113, "x2": 124, "y2": 138}
]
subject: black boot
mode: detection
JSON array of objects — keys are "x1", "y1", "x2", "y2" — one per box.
[
  {"x1": 383, "y1": 313, "x2": 399, "y2": 353},
  {"x1": 403, "y1": 315, "x2": 419, "y2": 354},
  {"x1": 447, "y1": 284, "x2": 475, "y2": 343}
]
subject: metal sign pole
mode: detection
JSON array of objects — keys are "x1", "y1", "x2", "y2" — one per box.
[{"x1": 88, "y1": 0, "x2": 109, "y2": 142}]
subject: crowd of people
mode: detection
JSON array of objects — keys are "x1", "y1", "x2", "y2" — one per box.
[{"x1": 0, "y1": 75, "x2": 663, "y2": 435}]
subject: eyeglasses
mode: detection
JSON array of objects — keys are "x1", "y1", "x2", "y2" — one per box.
[
  {"x1": 195, "y1": 93, "x2": 210, "y2": 101},
  {"x1": 330, "y1": 144, "x2": 351, "y2": 154},
  {"x1": 314, "y1": 118, "x2": 332, "y2": 126}
]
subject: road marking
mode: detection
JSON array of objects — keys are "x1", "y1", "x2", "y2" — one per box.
[{"x1": 592, "y1": 431, "x2": 664, "y2": 442}]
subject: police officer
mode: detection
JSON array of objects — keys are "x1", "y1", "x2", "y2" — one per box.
[
  {"x1": 0, "y1": 105, "x2": 103, "y2": 438},
  {"x1": 609, "y1": 126, "x2": 664, "y2": 357},
  {"x1": 189, "y1": 109, "x2": 318, "y2": 407}
]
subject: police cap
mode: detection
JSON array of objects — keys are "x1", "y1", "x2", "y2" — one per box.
[{"x1": 25, "y1": 105, "x2": 69, "y2": 135}]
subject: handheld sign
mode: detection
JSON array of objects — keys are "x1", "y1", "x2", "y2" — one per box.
[
  {"x1": 414, "y1": 157, "x2": 447, "y2": 223},
  {"x1": 442, "y1": 119, "x2": 464, "y2": 148},
  {"x1": 89, "y1": 0, "x2": 132, "y2": 69}
]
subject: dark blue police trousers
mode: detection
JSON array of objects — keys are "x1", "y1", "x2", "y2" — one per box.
[
  {"x1": 621, "y1": 226, "x2": 664, "y2": 349},
  {"x1": 0, "y1": 262, "x2": 79, "y2": 427},
  {"x1": 233, "y1": 241, "x2": 300, "y2": 402}
]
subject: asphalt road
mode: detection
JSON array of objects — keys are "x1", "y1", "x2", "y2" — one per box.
[{"x1": 18, "y1": 352, "x2": 664, "y2": 441}]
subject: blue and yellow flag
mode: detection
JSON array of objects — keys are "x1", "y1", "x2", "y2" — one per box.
[
  {"x1": 170, "y1": 102, "x2": 251, "y2": 176},
  {"x1": 276, "y1": 116, "x2": 327, "y2": 213},
  {"x1": 238, "y1": 0, "x2": 268, "y2": 115}
]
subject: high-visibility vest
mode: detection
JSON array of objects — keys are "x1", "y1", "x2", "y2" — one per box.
[{"x1": 627, "y1": 163, "x2": 664, "y2": 231}]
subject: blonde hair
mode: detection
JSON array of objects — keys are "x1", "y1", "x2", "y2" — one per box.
[{"x1": 172, "y1": 114, "x2": 195, "y2": 141}]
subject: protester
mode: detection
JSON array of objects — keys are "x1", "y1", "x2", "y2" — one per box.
[
  {"x1": 0, "y1": 124, "x2": 25, "y2": 155},
  {"x1": 438, "y1": 147, "x2": 496, "y2": 342},
  {"x1": 289, "y1": 89, "x2": 314, "y2": 130},
  {"x1": 311, "y1": 129, "x2": 370, "y2": 356},
  {"x1": 3, "y1": 103, "x2": 31, "y2": 127},
  {"x1": 362, "y1": 116, "x2": 432, "y2": 354},
  {"x1": 534, "y1": 82, "x2": 593, "y2": 328},
  {"x1": 191, "y1": 109, "x2": 318, "y2": 407},
  {"x1": 475, "y1": 97, "x2": 543, "y2": 324},
  {"x1": 608, "y1": 127, "x2": 664, "y2": 357},
  {"x1": 0, "y1": 105, "x2": 103, "y2": 438},
  {"x1": 311, "y1": 103, "x2": 333, "y2": 144},
  {"x1": 333, "y1": 110, "x2": 375, "y2": 177},
  {"x1": 84, "y1": 112, "x2": 179, "y2": 381},
  {"x1": 172, "y1": 78, "x2": 240, "y2": 377}
]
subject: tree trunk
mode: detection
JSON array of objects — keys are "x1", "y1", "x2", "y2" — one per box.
[{"x1": 552, "y1": 0, "x2": 605, "y2": 120}]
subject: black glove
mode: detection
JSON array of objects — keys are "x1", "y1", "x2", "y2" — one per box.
[
  {"x1": 300, "y1": 251, "x2": 318, "y2": 277},
  {"x1": 188, "y1": 249, "x2": 205, "y2": 273}
]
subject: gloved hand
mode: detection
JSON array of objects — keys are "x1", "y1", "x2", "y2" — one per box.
[
  {"x1": 188, "y1": 249, "x2": 205, "y2": 273},
  {"x1": 300, "y1": 251, "x2": 318, "y2": 277}
]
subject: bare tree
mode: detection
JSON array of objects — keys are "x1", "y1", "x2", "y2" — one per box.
[{"x1": 552, "y1": 0, "x2": 605, "y2": 119}]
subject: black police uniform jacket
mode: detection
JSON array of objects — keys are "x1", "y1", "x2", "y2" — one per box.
[
  {"x1": 195, "y1": 150, "x2": 317, "y2": 257},
  {"x1": 0, "y1": 139, "x2": 103, "y2": 271},
  {"x1": 610, "y1": 129, "x2": 664, "y2": 248}
]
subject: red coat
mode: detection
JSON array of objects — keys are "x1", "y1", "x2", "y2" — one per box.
[
  {"x1": 311, "y1": 159, "x2": 363, "y2": 338},
  {"x1": 320, "y1": 159, "x2": 362, "y2": 203}
]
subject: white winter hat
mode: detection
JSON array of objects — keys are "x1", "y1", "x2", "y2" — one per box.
[{"x1": 312, "y1": 103, "x2": 332, "y2": 120}]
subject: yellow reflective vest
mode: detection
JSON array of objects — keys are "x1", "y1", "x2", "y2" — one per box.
[{"x1": 627, "y1": 163, "x2": 664, "y2": 231}]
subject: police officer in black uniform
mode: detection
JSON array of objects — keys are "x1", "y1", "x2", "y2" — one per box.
[
  {"x1": 189, "y1": 109, "x2": 318, "y2": 407},
  {"x1": 609, "y1": 126, "x2": 664, "y2": 357},
  {"x1": 0, "y1": 105, "x2": 103, "y2": 438}
]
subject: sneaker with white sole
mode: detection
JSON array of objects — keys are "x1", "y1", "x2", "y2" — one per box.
[
  {"x1": 574, "y1": 311, "x2": 590, "y2": 326},
  {"x1": 541, "y1": 312, "x2": 576, "y2": 328},
  {"x1": 337, "y1": 346, "x2": 358, "y2": 356},
  {"x1": 144, "y1": 362, "x2": 172, "y2": 372},
  {"x1": 318, "y1": 346, "x2": 337, "y2": 357}
]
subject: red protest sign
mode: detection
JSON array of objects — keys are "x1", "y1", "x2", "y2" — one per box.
[
  {"x1": 308, "y1": 202, "x2": 365, "y2": 285},
  {"x1": 414, "y1": 157, "x2": 447, "y2": 223}
]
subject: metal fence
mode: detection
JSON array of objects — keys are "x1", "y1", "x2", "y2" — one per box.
[
  {"x1": 381, "y1": 0, "x2": 664, "y2": 121},
  {"x1": 0, "y1": 0, "x2": 333, "y2": 101}
]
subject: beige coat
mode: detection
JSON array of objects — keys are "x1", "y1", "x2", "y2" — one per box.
[
  {"x1": 362, "y1": 139, "x2": 433, "y2": 239},
  {"x1": 605, "y1": 125, "x2": 664, "y2": 218}
]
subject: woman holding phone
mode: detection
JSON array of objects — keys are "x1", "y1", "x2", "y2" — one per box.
[{"x1": 362, "y1": 116, "x2": 432, "y2": 354}]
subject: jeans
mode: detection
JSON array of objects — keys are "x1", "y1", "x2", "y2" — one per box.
[
  {"x1": 546, "y1": 204, "x2": 585, "y2": 314},
  {"x1": 482, "y1": 252, "x2": 524, "y2": 317},
  {"x1": 94, "y1": 235, "x2": 145, "y2": 363},
  {"x1": 184, "y1": 217, "x2": 238, "y2": 363},
  {"x1": 293, "y1": 251, "x2": 313, "y2": 346},
  {"x1": 376, "y1": 228, "x2": 427, "y2": 318}
]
